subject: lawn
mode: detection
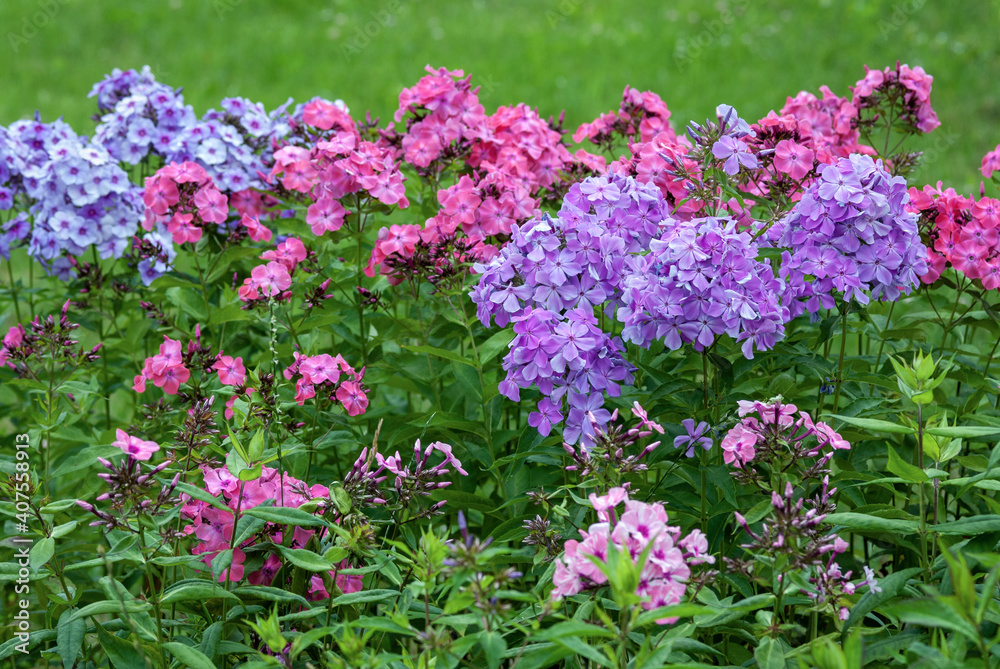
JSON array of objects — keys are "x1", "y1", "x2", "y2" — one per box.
[{"x1": 1, "y1": 0, "x2": 997, "y2": 192}]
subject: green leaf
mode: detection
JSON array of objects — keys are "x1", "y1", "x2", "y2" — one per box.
[
  {"x1": 480, "y1": 328, "x2": 514, "y2": 365},
  {"x1": 925, "y1": 425, "x2": 1000, "y2": 438},
  {"x1": 825, "y1": 513, "x2": 919, "y2": 534},
  {"x1": 199, "y1": 621, "x2": 224, "y2": 661},
  {"x1": 208, "y1": 303, "x2": 252, "y2": 325},
  {"x1": 163, "y1": 641, "x2": 217, "y2": 669},
  {"x1": 842, "y1": 567, "x2": 922, "y2": 637},
  {"x1": 401, "y1": 344, "x2": 475, "y2": 367},
  {"x1": 94, "y1": 622, "x2": 146, "y2": 669},
  {"x1": 753, "y1": 637, "x2": 785, "y2": 669},
  {"x1": 887, "y1": 446, "x2": 928, "y2": 482},
  {"x1": 160, "y1": 582, "x2": 241, "y2": 605},
  {"x1": 275, "y1": 545, "x2": 333, "y2": 572},
  {"x1": 166, "y1": 286, "x2": 208, "y2": 322},
  {"x1": 66, "y1": 600, "x2": 152, "y2": 624},
  {"x1": 29, "y1": 537, "x2": 54, "y2": 572},
  {"x1": 234, "y1": 586, "x2": 311, "y2": 608},
  {"x1": 430, "y1": 489, "x2": 501, "y2": 515},
  {"x1": 480, "y1": 631, "x2": 507, "y2": 669},
  {"x1": 827, "y1": 414, "x2": 913, "y2": 434},
  {"x1": 885, "y1": 599, "x2": 981, "y2": 643},
  {"x1": 56, "y1": 608, "x2": 86, "y2": 669},
  {"x1": 205, "y1": 245, "x2": 262, "y2": 282},
  {"x1": 933, "y1": 515, "x2": 1000, "y2": 535},
  {"x1": 244, "y1": 505, "x2": 328, "y2": 527},
  {"x1": 172, "y1": 482, "x2": 232, "y2": 514},
  {"x1": 328, "y1": 588, "x2": 400, "y2": 607}
]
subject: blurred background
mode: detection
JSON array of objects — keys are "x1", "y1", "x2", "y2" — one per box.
[{"x1": 1, "y1": 0, "x2": 997, "y2": 192}]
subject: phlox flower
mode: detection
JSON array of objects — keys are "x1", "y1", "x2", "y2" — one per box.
[
  {"x1": 111, "y1": 429, "x2": 160, "y2": 461},
  {"x1": 213, "y1": 355, "x2": 246, "y2": 387}
]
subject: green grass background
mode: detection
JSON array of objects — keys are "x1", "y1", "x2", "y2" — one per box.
[{"x1": 1, "y1": 0, "x2": 998, "y2": 192}]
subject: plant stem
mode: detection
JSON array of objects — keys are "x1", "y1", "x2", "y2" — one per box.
[{"x1": 832, "y1": 307, "x2": 849, "y2": 414}]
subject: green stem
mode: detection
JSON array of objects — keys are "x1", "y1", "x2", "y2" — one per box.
[
  {"x1": 832, "y1": 307, "x2": 850, "y2": 415},
  {"x1": 5, "y1": 256, "x2": 22, "y2": 323}
]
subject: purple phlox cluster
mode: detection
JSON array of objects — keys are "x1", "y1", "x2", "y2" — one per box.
[
  {"x1": 500, "y1": 306, "x2": 634, "y2": 446},
  {"x1": 617, "y1": 215, "x2": 788, "y2": 359},
  {"x1": 551, "y1": 487, "x2": 714, "y2": 624},
  {"x1": 471, "y1": 173, "x2": 667, "y2": 444},
  {"x1": 473, "y1": 172, "x2": 791, "y2": 443},
  {"x1": 0, "y1": 125, "x2": 34, "y2": 260},
  {"x1": 374, "y1": 439, "x2": 467, "y2": 510},
  {"x1": 562, "y1": 402, "x2": 663, "y2": 477},
  {"x1": 732, "y1": 477, "x2": 879, "y2": 621},
  {"x1": 168, "y1": 96, "x2": 294, "y2": 193},
  {"x1": 767, "y1": 153, "x2": 928, "y2": 317},
  {"x1": 673, "y1": 418, "x2": 713, "y2": 458},
  {"x1": 6, "y1": 118, "x2": 144, "y2": 278},
  {"x1": 91, "y1": 66, "x2": 196, "y2": 165},
  {"x1": 472, "y1": 173, "x2": 668, "y2": 329}
]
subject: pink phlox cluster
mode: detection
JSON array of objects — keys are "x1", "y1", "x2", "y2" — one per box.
[
  {"x1": 393, "y1": 65, "x2": 490, "y2": 167},
  {"x1": 722, "y1": 400, "x2": 850, "y2": 468},
  {"x1": 237, "y1": 260, "x2": 293, "y2": 303},
  {"x1": 780, "y1": 86, "x2": 871, "y2": 166},
  {"x1": 283, "y1": 352, "x2": 368, "y2": 415},
  {"x1": 260, "y1": 236, "x2": 308, "y2": 273},
  {"x1": 142, "y1": 161, "x2": 229, "y2": 244},
  {"x1": 134, "y1": 335, "x2": 191, "y2": 395},
  {"x1": 366, "y1": 169, "x2": 537, "y2": 285},
  {"x1": 181, "y1": 465, "x2": 360, "y2": 595},
  {"x1": 852, "y1": 63, "x2": 940, "y2": 134},
  {"x1": 574, "y1": 86, "x2": 678, "y2": 146},
  {"x1": 551, "y1": 487, "x2": 712, "y2": 624},
  {"x1": 909, "y1": 183, "x2": 1000, "y2": 289}
]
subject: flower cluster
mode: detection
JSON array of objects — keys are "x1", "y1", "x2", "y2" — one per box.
[
  {"x1": 910, "y1": 183, "x2": 1000, "y2": 289},
  {"x1": 91, "y1": 66, "x2": 196, "y2": 165},
  {"x1": 0, "y1": 302, "x2": 102, "y2": 373},
  {"x1": 1, "y1": 117, "x2": 144, "y2": 278},
  {"x1": 469, "y1": 103, "x2": 573, "y2": 190},
  {"x1": 561, "y1": 402, "x2": 662, "y2": 480},
  {"x1": 142, "y1": 161, "x2": 230, "y2": 245},
  {"x1": 852, "y1": 63, "x2": 940, "y2": 135},
  {"x1": 618, "y1": 214, "x2": 788, "y2": 358},
  {"x1": 283, "y1": 352, "x2": 368, "y2": 415},
  {"x1": 133, "y1": 335, "x2": 192, "y2": 396},
  {"x1": 268, "y1": 117, "x2": 408, "y2": 237},
  {"x1": 375, "y1": 439, "x2": 467, "y2": 509},
  {"x1": 721, "y1": 399, "x2": 849, "y2": 479},
  {"x1": 780, "y1": 85, "x2": 869, "y2": 165},
  {"x1": 391, "y1": 65, "x2": 489, "y2": 170},
  {"x1": 732, "y1": 477, "x2": 877, "y2": 621},
  {"x1": 181, "y1": 465, "x2": 361, "y2": 597},
  {"x1": 573, "y1": 86, "x2": 677, "y2": 149},
  {"x1": 367, "y1": 169, "x2": 536, "y2": 286},
  {"x1": 768, "y1": 154, "x2": 928, "y2": 316},
  {"x1": 551, "y1": 487, "x2": 713, "y2": 624},
  {"x1": 168, "y1": 96, "x2": 292, "y2": 193}
]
